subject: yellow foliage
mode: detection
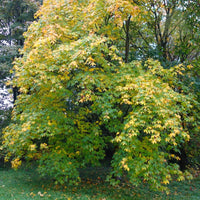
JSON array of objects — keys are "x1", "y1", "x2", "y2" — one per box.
[
  {"x1": 40, "y1": 143, "x2": 48, "y2": 150},
  {"x1": 29, "y1": 144, "x2": 36, "y2": 151},
  {"x1": 11, "y1": 158, "x2": 22, "y2": 170},
  {"x1": 3, "y1": 0, "x2": 198, "y2": 191}
]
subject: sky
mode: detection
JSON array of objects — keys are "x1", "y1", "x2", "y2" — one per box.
[{"x1": 0, "y1": 87, "x2": 13, "y2": 110}]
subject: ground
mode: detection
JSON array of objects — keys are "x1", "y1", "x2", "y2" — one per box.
[{"x1": 0, "y1": 166, "x2": 199, "y2": 200}]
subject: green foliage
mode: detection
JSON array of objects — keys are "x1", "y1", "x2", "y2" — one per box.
[
  {"x1": 104, "y1": 60, "x2": 198, "y2": 191},
  {"x1": 0, "y1": 0, "x2": 41, "y2": 167},
  {"x1": 0, "y1": 108, "x2": 12, "y2": 162},
  {"x1": 2, "y1": 0, "x2": 200, "y2": 192}
]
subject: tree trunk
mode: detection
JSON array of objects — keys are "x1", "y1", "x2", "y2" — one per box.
[{"x1": 125, "y1": 16, "x2": 131, "y2": 63}]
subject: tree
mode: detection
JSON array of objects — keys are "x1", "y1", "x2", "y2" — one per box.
[
  {"x1": 112, "y1": 0, "x2": 200, "y2": 169},
  {"x1": 130, "y1": 0, "x2": 200, "y2": 169},
  {"x1": 122, "y1": 0, "x2": 200, "y2": 65},
  {"x1": 0, "y1": 0, "x2": 41, "y2": 167},
  {"x1": 3, "y1": 0, "x2": 199, "y2": 192},
  {"x1": 0, "y1": 0, "x2": 41, "y2": 99}
]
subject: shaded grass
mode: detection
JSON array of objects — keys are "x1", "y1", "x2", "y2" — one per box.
[{"x1": 0, "y1": 166, "x2": 199, "y2": 200}]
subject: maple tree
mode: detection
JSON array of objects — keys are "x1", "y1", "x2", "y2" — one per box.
[{"x1": 2, "y1": 0, "x2": 199, "y2": 192}]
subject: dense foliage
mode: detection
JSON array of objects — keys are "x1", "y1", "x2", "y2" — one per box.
[
  {"x1": 2, "y1": 0, "x2": 200, "y2": 192},
  {"x1": 0, "y1": 0, "x2": 41, "y2": 166}
]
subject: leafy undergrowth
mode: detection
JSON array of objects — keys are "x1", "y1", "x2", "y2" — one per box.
[{"x1": 0, "y1": 166, "x2": 199, "y2": 200}]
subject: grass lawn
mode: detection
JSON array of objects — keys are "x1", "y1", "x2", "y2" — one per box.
[{"x1": 0, "y1": 166, "x2": 199, "y2": 200}]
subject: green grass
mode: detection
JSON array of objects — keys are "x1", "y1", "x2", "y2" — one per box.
[{"x1": 0, "y1": 166, "x2": 199, "y2": 200}]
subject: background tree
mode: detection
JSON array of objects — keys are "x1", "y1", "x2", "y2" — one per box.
[
  {"x1": 0, "y1": 0, "x2": 41, "y2": 101},
  {"x1": 121, "y1": 0, "x2": 200, "y2": 65}
]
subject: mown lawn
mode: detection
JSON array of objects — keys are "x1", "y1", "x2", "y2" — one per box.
[{"x1": 0, "y1": 166, "x2": 199, "y2": 200}]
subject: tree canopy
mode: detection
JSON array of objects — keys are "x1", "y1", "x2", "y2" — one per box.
[{"x1": 2, "y1": 0, "x2": 200, "y2": 192}]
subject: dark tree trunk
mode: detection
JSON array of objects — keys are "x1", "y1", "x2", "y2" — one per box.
[
  {"x1": 12, "y1": 86, "x2": 19, "y2": 103},
  {"x1": 179, "y1": 146, "x2": 188, "y2": 171},
  {"x1": 125, "y1": 16, "x2": 131, "y2": 63}
]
